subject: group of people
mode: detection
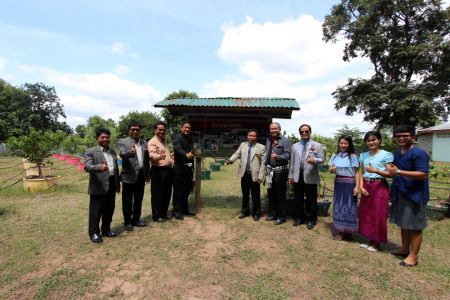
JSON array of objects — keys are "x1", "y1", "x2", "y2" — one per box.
[
  {"x1": 84, "y1": 121, "x2": 429, "y2": 267},
  {"x1": 228, "y1": 123, "x2": 428, "y2": 267},
  {"x1": 84, "y1": 121, "x2": 196, "y2": 244}
]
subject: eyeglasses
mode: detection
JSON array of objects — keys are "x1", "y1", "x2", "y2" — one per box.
[
  {"x1": 130, "y1": 128, "x2": 140, "y2": 132},
  {"x1": 395, "y1": 134, "x2": 411, "y2": 139},
  {"x1": 300, "y1": 131, "x2": 310, "y2": 134}
]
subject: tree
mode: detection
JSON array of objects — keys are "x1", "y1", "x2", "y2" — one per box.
[
  {"x1": 0, "y1": 79, "x2": 29, "y2": 140},
  {"x1": 84, "y1": 116, "x2": 117, "y2": 147},
  {"x1": 334, "y1": 125, "x2": 365, "y2": 152},
  {"x1": 0, "y1": 80, "x2": 70, "y2": 140},
  {"x1": 7, "y1": 129, "x2": 65, "y2": 177},
  {"x1": 117, "y1": 111, "x2": 160, "y2": 140},
  {"x1": 323, "y1": 0, "x2": 450, "y2": 130},
  {"x1": 61, "y1": 134, "x2": 86, "y2": 156},
  {"x1": 161, "y1": 89, "x2": 198, "y2": 138},
  {"x1": 75, "y1": 124, "x2": 87, "y2": 138},
  {"x1": 22, "y1": 82, "x2": 67, "y2": 132}
]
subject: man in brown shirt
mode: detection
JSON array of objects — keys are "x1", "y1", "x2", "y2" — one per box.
[{"x1": 148, "y1": 121, "x2": 174, "y2": 222}]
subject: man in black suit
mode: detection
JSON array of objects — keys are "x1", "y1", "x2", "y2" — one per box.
[
  {"x1": 172, "y1": 121, "x2": 196, "y2": 220},
  {"x1": 84, "y1": 128, "x2": 120, "y2": 243},
  {"x1": 117, "y1": 121, "x2": 151, "y2": 231}
]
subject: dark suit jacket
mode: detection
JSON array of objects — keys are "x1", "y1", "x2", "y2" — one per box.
[
  {"x1": 117, "y1": 137, "x2": 150, "y2": 184},
  {"x1": 84, "y1": 145, "x2": 120, "y2": 195},
  {"x1": 173, "y1": 133, "x2": 194, "y2": 175}
]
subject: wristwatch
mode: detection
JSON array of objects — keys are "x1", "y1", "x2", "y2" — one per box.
[{"x1": 396, "y1": 169, "x2": 401, "y2": 175}]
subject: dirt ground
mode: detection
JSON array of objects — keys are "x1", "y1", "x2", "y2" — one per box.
[{"x1": 1, "y1": 157, "x2": 450, "y2": 299}]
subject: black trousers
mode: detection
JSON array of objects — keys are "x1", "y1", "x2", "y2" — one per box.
[
  {"x1": 172, "y1": 172, "x2": 193, "y2": 214},
  {"x1": 267, "y1": 171, "x2": 288, "y2": 220},
  {"x1": 293, "y1": 173, "x2": 318, "y2": 222},
  {"x1": 241, "y1": 173, "x2": 261, "y2": 215},
  {"x1": 89, "y1": 176, "x2": 116, "y2": 236},
  {"x1": 151, "y1": 166, "x2": 173, "y2": 219},
  {"x1": 122, "y1": 170, "x2": 145, "y2": 225}
]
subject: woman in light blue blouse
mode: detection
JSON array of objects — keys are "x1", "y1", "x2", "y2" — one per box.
[
  {"x1": 359, "y1": 131, "x2": 393, "y2": 252},
  {"x1": 328, "y1": 136, "x2": 360, "y2": 241}
]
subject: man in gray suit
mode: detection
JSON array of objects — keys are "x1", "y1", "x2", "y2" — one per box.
[
  {"x1": 117, "y1": 121, "x2": 150, "y2": 231},
  {"x1": 288, "y1": 124, "x2": 324, "y2": 229},
  {"x1": 227, "y1": 129, "x2": 266, "y2": 221},
  {"x1": 84, "y1": 128, "x2": 121, "y2": 243}
]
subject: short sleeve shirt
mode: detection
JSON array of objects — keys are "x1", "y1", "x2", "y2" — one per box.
[
  {"x1": 359, "y1": 150, "x2": 394, "y2": 179},
  {"x1": 328, "y1": 153, "x2": 359, "y2": 177},
  {"x1": 391, "y1": 147, "x2": 429, "y2": 204}
]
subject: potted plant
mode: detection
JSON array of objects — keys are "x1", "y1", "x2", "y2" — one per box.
[{"x1": 7, "y1": 129, "x2": 64, "y2": 192}]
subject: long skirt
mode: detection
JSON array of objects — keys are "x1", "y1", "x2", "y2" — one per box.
[
  {"x1": 358, "y1": 180, "x2": 389, "y2": 243},
  {"x1": 333, "y1": 176, "x2": 358, "y2": 233}
]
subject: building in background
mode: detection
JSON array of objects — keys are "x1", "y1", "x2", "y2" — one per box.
[{"x1": 417, "y1": 123, "x2": 450, "y2": 162}]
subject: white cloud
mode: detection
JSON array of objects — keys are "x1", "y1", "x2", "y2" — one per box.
[
  {"x1": 217, "y1": 15, "x2": 360, "y2": 82},
  {"x1": 111, "y1": 42, "x2": 126, "y2": 54},
  {"x1": 203, "y1": 15, "x2": 373, "y2": 137},
  {"x1": 114, "y1": 65, "x2": 130, "y2": 75},
  {"x1": 19, "y1": 65, "x2": 162, "y2": 127}
]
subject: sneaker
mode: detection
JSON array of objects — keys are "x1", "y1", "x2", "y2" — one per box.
[
  {"x1": 359, "y1": 243, "x2": 369, "y2": 248},
  {"x1": 367, "y1": 246, "x2": 378, "y2": 252}
]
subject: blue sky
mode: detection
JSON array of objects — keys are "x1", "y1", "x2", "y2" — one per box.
[{"x1": 2, "y1": 1, "x2": 447, "y2": 136}]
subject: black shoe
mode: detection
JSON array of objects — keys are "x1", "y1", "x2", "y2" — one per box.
[
  {"x1": 172, "y1": 212, "x2": 184, "y2": 220},
  {"x1": 307, "y1": 222, "x2": 315, "y2": 229},
  {"x1": 154, "y1": 217, "x2": 166, "y2": 223},
  {"x1": 293, "y1": 219, "x2": 304, "y2": 226},
  {"x1": 238, "y1": 212, "x2": 249, "y2": 219},
  {"x1": 253, "y1": 215, "x2": 260, "y2": 221},
  {"x1": 265, "y1": 215, "x2": 275, "y2": 221},
  {"x1": 124, "y1": 224, "x2": 134, "y2": 231},
  {"x1": 132, "y1": 220, "x2": 146, "y2": 227},
  {"x1": 102, "y1": 230, "x2": 117, "y2": 238},
  {"x1": 184, "y1": 211, "x2": 196, "y2": 217},
  {"x1": 90, "y1": 233, "x2": 103, "y2": 243},
  {"x1": 275, "y1": 218, "x2": 286, "y2": 225}
]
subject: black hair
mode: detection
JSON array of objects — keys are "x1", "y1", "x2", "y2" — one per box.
[
  {"x1": 153, "y1": 121, "x2": 167, "y2": 130},
  {"x1": 181, "y1": 121, "x2": 191, "y2": 127},
  {"x1": 336, "y1": 135, "x2": 356, "y2": 160},
  {"x1": 363, "y1": 131, "x2": 382, "y2": 143},
  {"x1": 394, "y1": 125, "x2": 416, "y2": 136},
  {"x1": 127, "y1": 121, "x2": 141, "y2": 130},
  {"x1": 248, "y1": 129, "x2": 258, "y2": 135},
  {"x1": 95, "y1": 128, "x2": 111, "y2": 138},
  {"x1": 299, "y1": 124, "x2": 312, "y2": 132}
]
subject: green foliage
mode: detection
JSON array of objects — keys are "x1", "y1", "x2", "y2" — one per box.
[
  {"x1": 334, "y1": 125, "x2": 365, "y2": 152},
  {"x1": 323, "y1": 0, "x2": 450, "y2": 129},
  {"x1": 61, "y1": 134, "x2": 86, "y2": 156},
  {"x1": 0, "y1": 79, "x2": 29, "y2": 141},
  {"x1": 311, "y1": 134, "x2": 335, "y2": 160},
  {"x1": 6, "y1": 129, "x2": 64, "y2": 176},
  {"x1": 83, "y1": 116, "x2": 117, "y2": 147},
  {"x1": 0, "y1": 80, "x2": 69, "y2": 141},
  {"x1": 161, "y1": 89, "x2": 198, "y2": 139},
  {"x1": 117, "y1": 110, "x2": 160, "y2": 140}
]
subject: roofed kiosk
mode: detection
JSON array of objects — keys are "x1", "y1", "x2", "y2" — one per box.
[{"x1": 154, "y1": 97, "x2": 300, "y2": 152}]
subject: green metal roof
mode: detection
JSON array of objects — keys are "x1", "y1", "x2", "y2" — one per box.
[{"x1": 154, "y1": 97, "x2": 300, "y2": 110}]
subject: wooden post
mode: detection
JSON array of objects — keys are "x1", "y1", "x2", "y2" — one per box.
[{"x1": 194, "y1": 156, "x2": 202, "y2": 210}]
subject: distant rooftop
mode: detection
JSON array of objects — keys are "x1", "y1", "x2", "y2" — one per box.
[
  {"x1": 154, "y1": 97, "x2": 300, "y2": 110},
  {"x1": 417, "y1": 123, "x2": 450, "y2": 134}
]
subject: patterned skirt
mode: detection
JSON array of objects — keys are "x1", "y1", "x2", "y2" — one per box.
[
  {"x1": 333, "y1": 176, "x2": 358, "y2": 233},
  {"x1": 358, "y1": 179, "x2": 389, "y2": 243}
]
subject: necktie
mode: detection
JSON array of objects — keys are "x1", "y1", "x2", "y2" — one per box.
[
  {"x1": 300, "y1": 142, "x2": 307, "y2": 171},
  {"x1": 246, "y1": 144, "x2": 252, "y2": 171}
]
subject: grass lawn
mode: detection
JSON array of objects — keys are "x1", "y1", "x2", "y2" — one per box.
[{"x1": 0, "y1": 156, "x2": 449, "y2": 299}]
